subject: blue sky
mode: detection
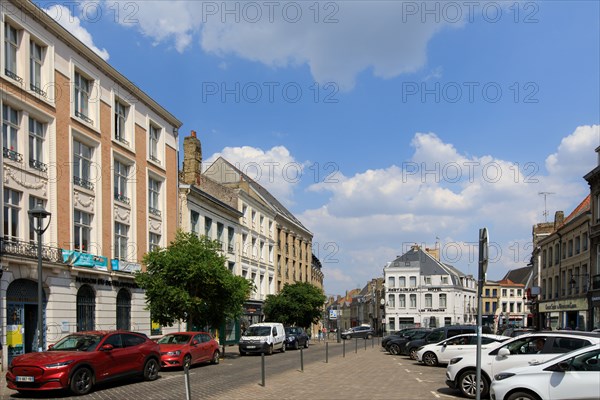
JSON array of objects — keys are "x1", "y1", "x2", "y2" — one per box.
[{"x1": 42, "y1": 1, "x2": 600, "y2": 295}]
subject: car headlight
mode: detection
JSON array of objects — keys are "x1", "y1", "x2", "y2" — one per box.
[
  {"x1": 45, "y1": 360, "x2": 74, "y2": 369},
  {"x1": 449, "y1": 357, "x2": 462, "y2": 365},
  {"x1": 494, "y1": 372, "x2": 516, "y2": 381},
  {"x1": 166, "y1": 350, "x2": 181, "y2": 356}
]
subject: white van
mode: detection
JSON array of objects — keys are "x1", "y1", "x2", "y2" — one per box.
[{"x1": 238, "y1": 322, "x2": 286, "y2": 355}]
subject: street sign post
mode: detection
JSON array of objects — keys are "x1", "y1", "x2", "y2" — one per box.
[{"x1": 476, "y1": 227, "x2": 488, "y2": 400}]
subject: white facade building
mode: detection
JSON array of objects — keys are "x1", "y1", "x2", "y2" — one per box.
[{"x1": 383, "y1": 246, "x2": 477, "y2": 331}]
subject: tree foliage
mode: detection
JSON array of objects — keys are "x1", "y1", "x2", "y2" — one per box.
[
  {"x1": 136, "y1": 231, "x2": 254, "y2": 329},
  {"x1": 263, "y1": 282, "x2": 326, "y2": 328}
]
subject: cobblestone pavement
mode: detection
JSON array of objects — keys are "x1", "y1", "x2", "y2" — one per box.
[{"x1": 0, "y1": 339, "x2": 464, "y2": 400}]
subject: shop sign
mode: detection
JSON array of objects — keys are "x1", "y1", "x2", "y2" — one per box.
[
  {"x1": 75, "y1": 276, "x2": 138, "y2": 289},
  {"x1": 418, "y1": 308, "x2": 446, "y2": 313},
  {"x1": 62, "y1": 250, "x2": 108, "y2": 270},
  {"x1": 539, "y1": 297, "x2": 588, "y2": 312},
  {"x1": 388, "y1": 287, "x2": 418, "y2": 292},
  {"x1": 111, "y1": 259, "x2": 142, "y2": 273}
]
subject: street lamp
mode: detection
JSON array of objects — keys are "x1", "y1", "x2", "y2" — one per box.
[
  {"x1": 569, "y1": 272, "x2": 590, "y2": 291},
  {"x1": 29, "y1": 201, "x2": 51, "y2": 352}
]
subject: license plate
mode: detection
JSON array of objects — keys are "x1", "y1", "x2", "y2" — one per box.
[
  {"x1": 16, "y1": 376, "x2": 34, "y2": 382},
  {"x1": 246, "y1": 345, "x2": 256, "y2": 349}
]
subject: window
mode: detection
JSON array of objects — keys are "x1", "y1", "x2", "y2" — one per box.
[
  {"x1": 227, "y1": 227, "x2": 234, "y2": 253},
  {"x1": 409, "y1": 294, "x2": 417, "y2": 308},
  {"x1": 113, "y1": 160, "x2": 130, "y2": 204},
  {"x1": 554, "y1": 244, "x2": 560, "y2": 264},
  {"x1": 3, "y1": 188, "x2": 21, "y2": 240},
  {"x1": 242, "y1": 233, "x2": 248, "y2": 255},
  {"x1": 583, "y1": 232, "x2": 588, "y2": 251},
  {"x1": 439, "y1": 294, "x2": 447, "y2": 308},
  {"x1": 502, "y1": 302, "x2": 507, "y2": 312},
  {"x1": 441, "y1": 276, "x2": 448, "y2": 284},
  {"x1": 510, "y1": 289, "x2": 514, "y2": 297},
  {"x1": 2, "y1": 104, "x2": 20, "y2": 160},
  {"x1": 30, "y1": 41, "x2": 44, "y2": 95},
  {"x1": 492, "y1": 288, "x2": 498, "y2": 297},
  {"x1": 149, "y1": 232, "x2": 161, "y2": 251},
  {"x1": 485, "y1": 288, "x2": 490, "y2": 297},
  {"x1": 517, "y1": 303, "x2": 522, "y2": 313},
  {"x1": 73, "y1": 140, "x2": 94, "y2": 190},
  {"x1": 29, "y1": 196, "x2": 45, "y2": 242},
  {"x1": 148, "y1": 177, "x2": 161, "y2": 216},
  {"x1": 114, "y1": 222, "x2": 129, "y2": 260},
  {"x1": 562, "y1": 242, "x2": 566, "y2": 260},
  {"x1": 424, "y1": 276, "x2": 431, "y2": 285},
  {"x1": 399, "y1": 276, "x2": 406, "y2": 287},
  {"x1": 425, "y1": 294, "x2": 432, "y2": 307},
  {"x1": 114, "y1": 100, "x2": 129, "y2": 145},
  {"x1": 575, "y1": 236, "x2": 581, "y2": 254},
  {"x1": 517, "y1": 289, "x2": 522, "y2": 297},
  {"x1": 28, "y1": 117, "x2": 46, "y2": 171},
  {"x1": 116, "y1": 289, "x2": 131, "y2": 330},
  {"x1": 4, "y1": 23, "x2": 21, "y2": 82},
  {"x1": 542, "y1": 250, "x2": 547, "y2": 268},
  {"x1": 76, "y1": 285, "x2": 95, "y2": 332},
  {"x1": 388, "y1": 276, "x2": 395, "y2": 288},
  {"x1": 74, "y1": 209, "x2": 92, "y2": 252},
  {"x1": 568, "y1": 240, "x2": 573, "y2": 257},
  {"x1": 388, "y1": 294, "x2": 395, "y2": 308},
  {"x1": 549, "y1": 247, "x2": 553, "y2": 266},
  {"x1": 399, "y1": 294, "x2": 406, "y2": 308},
  {"x1": 149, "y1": 124, "x2": 160, "y2": 163},
  {"x1": 509, "y1": 302, "x2": 514, "y2": 312},
  {"x1": 205, "y1": 217, "x2": 212, "y2": 237},
  {"x1": 409, "y1": 276, "x2": 417, "y2": 287},
  {"x1": 260, "y1": 241, "x2": 265, "y2": 260},
  {"x1": 74, "y1": 71, "x2": 92, "y2": 123},
  {"x1": 190, "y1": 211, "x2": 199, "y2": 235},
  {"x1": 485, "y1": 302, "x2": 490, "y2": 313}
]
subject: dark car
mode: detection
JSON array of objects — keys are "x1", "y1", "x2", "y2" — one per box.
[
  {"x1": 381, "y1": 327, "x2": 416, "y2": 349},
  {"x1": 285, "y1": 326, "x2": 309, "y2": 349},
  {"x1": 6, "y1": 331, "x2": 160, "y2": 396},
  {"x1": 158, "y1": 332, "x2": 220, "y2": 369},
  {"x1": 402, "y1": 325, "x2": 491, "y2": 359},
  {"x1": 341, "y1": 325, "x2": 375, "y2": 340},
  {"x1": 386, "y1": 328, "x2": 432, "y2": 355}
]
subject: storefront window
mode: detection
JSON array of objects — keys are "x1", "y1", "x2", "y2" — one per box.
[{"x1": 77, "y1": 285, "x2": 95, "y2": 331}]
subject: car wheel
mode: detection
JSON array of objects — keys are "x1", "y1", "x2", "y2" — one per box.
[
  {"x1": 422, "y1": 352, "x2": 438, "y2": 366},
  {"x1": 294, "y1": 341, "x2": 299, "y2": 350},
  {"x1": 211, "y1": 350, "x2": 220, "y2": 364},
  {"x1": 304, "y1": 339, "x2": 309, "y2": 348},
  {"x1": 388, "y1": 343, "x2": 400, "y2": 355},
  {"x1": 70, "y1": 367, "x2": 93, "y2": 395},
  {"x1": 409, "y1": 348, "x2": 419, "y2": 360},
  {"x1": 366, "y1": 334, "x2": 373, "y2": 340},
  {"x1": 458, "y1": 370, "x2": 489, "y2": 399},
  {"x1": 266, "y1": 344, "x2": 273, "y2": 355},
  {"x1": 281, "y1": 343, "x2": 286, "y2": 353},
  {"x1": 143, "y1": 358, "x2": 160, "y2": 381},
  {"x1": 183, "y1": 354, "x2": 192, "y2": 369},
  {"x1": 507, "y1": 391, "x2": 540, "y2": 400},
  {"x1": 346, "y1": 334, "x2": 352, "y2": 340}
]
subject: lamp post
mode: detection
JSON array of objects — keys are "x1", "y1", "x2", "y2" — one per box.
[{"x1": 29, "y1": 202, "x2": 51, "y2": 352}]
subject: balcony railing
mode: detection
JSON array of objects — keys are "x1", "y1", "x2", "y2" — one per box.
[
  {"x1": 75, "y1": 110, "x2": 93, "y2": 124},
  {"x1": 1, "y1": 237, "x2": 63, "y2": 263},
  {"x1": 74, "y1": 176, "x2": 94, "y2": 191},
  {"x1": 30, "y1": 83, "x2": 47, "y2": 97},
  {"x1": 149, "y1": 207, "x2": 161, "y2": 218},
  {"x1": 149, "y1": 155, "x2": 161, "y2": 164},
  {"x1": 5, "y1": 69, "x2": 23, "y2": 83},
  {"x1": 3, "y1": 147, "x2": 23, "y2": 163},
  {"x1": 30, "y1": 159, "x2": 48, "y2": 172},
  {"x1": 114, "y1": 193, "x2": 130, "y2": 205}
]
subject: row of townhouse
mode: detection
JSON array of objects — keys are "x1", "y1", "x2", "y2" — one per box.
[
  {"x1": 528, "y1": 147, "x2": 600, "y2": 331},
  {"x1": 0, "y1": 0, "x2": 322, "y2": 369}
]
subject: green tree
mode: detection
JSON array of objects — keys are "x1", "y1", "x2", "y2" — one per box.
[
  {"x1": 136, "y1": 230, "x2": 253, "y2": 330},
  {"x1": 263, "y1": 282, "x2": 326, "y2": 328}
]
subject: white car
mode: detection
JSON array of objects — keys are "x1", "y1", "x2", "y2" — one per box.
[
  {"x1": 416, "y1": 333, "x2": 509, "y2": 366},
  {"x1": 490, "y1": 344, "x2": 600, "y2": 400},
  {"x1": 445, "y1": 331, "x2": 600, "y2": 399}
]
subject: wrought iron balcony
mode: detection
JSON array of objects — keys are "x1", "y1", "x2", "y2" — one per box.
[
  {"x1": 73, "y1": 176, "x2": 94, "y2": 191},
  {"x1": 29, "y1": 159, "x2": 48, "y2": 172},
  {"x1": 115, "y1": 135, "x2": 129, "y2": 146},
  {"x1": 149, "y1": 155, "x2": 161, "y2": 164},
  {"x1": 3, "y1": 147, "x2": 23, "y2": 163},
  {"x1": 0, "y1": 237, "x2": 63, "y2": 263},
  {"x1": 149, "y1": 207, "x2": 161, "y2": 218},
  {"x1": 30, "y1": 84, "x2": 47, "y2": 97},
  {"x1": 5, "y1": 69, "x2": 23, "y2": 83},
  {"x1": 114, "y1": 193, "x2": 130, "y2": 205},
  {"x1": 75, "y1": 111, "x2": 93, "y2": 124}
]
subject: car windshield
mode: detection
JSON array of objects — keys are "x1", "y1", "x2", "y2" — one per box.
[
  {"x1": 285, "y1": 327, "x2": 300, "y2": 335},
  {"x1": 412, "y1": 330, "x2": 431, "y2": 339},
  {"x1": 50, "y1": 334, "x2": 104, "y2": 352},
  {"x1": 246, "y1": 326, "x2": 271, "y2": 336},
  {"x1": 157, "y1": 334, "x2": 192, "y2": 345}
]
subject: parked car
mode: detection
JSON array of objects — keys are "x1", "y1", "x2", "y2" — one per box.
[
  {"x1": 6, "y1": 331, "x2": 160, "y2": 395},
  {"x1": 445, "y1": 331, "x2": 600, "y2": 399},
  {"x1": 490, "y1": 344, "x2": 600, "y2": 400},
  {"x1": 403, "y1": 325, "x2": 491, "y2": 359},
  {"x1": 416, "y1": 333, "x2": 509, "y2": 366},
  {"x1": 157, "y1": 332, "x2": 220, "y2": 369},
  {"x1": 385, "y1": 328, "x2": 432, "y2": 355},
  {"x1": 500, "y1": 327, "x2": 534, "y2": 337},
  {"x1": 239, "y1": 322, "x2": 286, "y2": 355},
  {"x1": 341, "y1": 325, "x2": 375, "y2": 340},
  {"x1": 381, "y1": 327, "x2": 416, "y2": 349},
  {"x1": 285, "y1": 326, "x2": 309, "y2": 350}
]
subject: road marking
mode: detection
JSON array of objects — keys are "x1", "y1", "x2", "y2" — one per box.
[
  {"x1": 430, "y1": 392, "x2": 441, "y2": 398},
  {"x1": 404, "y1": 368, "x2": 411, "y2": 373}
]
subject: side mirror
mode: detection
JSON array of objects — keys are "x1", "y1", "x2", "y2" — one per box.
[
  {"x1": 47, "y1": 344, "x2": 55, "y2": 350},
  {"x1": 100, "y1": 344, "x2": 114, "y2": 352},
  {"x1": 498, "y1": 347, "x2": 510, "y2": 357},
  {"x1": 442, "y1": 343, "x2": 447, "y2": 348},
  {"x1": 192, "y1": 340, "x2": 199, "y2": 345}
]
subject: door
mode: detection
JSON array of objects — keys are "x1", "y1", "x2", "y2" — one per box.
[
  {"x1": 192, "y1": 334, "x2": 208, "y2": 363},
  {"x1": 548, "y1": 347, "x2": 600, "y2": 400},
  {"x1": 439, "y1": 336, "x2": 471, "y2": 363},
  {"x1": 490, "y1": 336, "x2": 550, "y2": 376}
]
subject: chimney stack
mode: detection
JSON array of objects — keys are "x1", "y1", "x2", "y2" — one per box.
[
  {"x1": 181, "y1": 130, "x2": 202, "y2": 185},
  {"x1": 554, "y1": 211, "x2": 564, "y2": 230}
]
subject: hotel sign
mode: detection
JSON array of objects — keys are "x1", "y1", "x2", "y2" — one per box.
[
  {"x1": 539, "y1": 298, "x2": 588, "y2": 312},
  {"x1": 388, "y1": 288, "x2": 418, "y2": 292}
]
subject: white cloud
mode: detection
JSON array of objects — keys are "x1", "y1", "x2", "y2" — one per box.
[
  {"x1": 545, "y1": 125, "x2": 599, "y2": 178},
  {"x1": 104, "y1": 1, "x2": 465, "y2": 90},
  {"x1": 43, "y1": 5, "x2": 110, "y2": 61}
]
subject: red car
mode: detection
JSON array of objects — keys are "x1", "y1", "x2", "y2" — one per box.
[
  {"x1": 6, "y1": 331, "x2": 160, "y2": 395},
  {"x1": 158, "y1": 332, "x2": 220, "y2": 368}
]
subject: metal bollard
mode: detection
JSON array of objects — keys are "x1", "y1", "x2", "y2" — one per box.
[
  {"x1": 372, "y1": 336, "x2": 374, "y2": 348},
  {"x1": 300, "y1": 347, "x2": 304, "y2": 372},
  {"x1": 326, "y1": 342, "x2": 329, "y2": 363},
  {"x1": 364, "y1": 338, "x2": 367, "y2": 351},
  {"x1": 184, "y1": 364, "x2": 192, "y2": 400},
  {"x1": 343, "y1": 339, "x2": 346, "y2": 357},
  {"x1": 355, "y1": 338, "x2": 358, "y2": 354},
  {"x1": 261, "y1": 352, "x2": 266, "y2": 387}
]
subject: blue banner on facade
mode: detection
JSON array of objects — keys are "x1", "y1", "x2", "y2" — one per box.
[
  {"x1": 111, "y1": 259, "x2": 142, "y2": 273},
  {"x1": 62, "y1": 250, "x2": 108, "y2": 270}
]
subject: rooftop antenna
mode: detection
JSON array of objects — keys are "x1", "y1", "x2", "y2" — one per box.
[{"x1": 538, "y1": 192, "x2": 555, "y2": 222}]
